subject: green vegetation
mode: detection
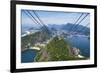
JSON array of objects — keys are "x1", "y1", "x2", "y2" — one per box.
[
  {"x1": 34, "y1": 45, "x2": 50, "y2": 62},
  {"x1": 21, "y1": 31, "x2": 50, "y2": 51},
  {"x1": 46, "y1": 36, "x2": 71, "y2": 61},
  {"x1": 35, "y1": 36, "x2": 86, "y2": 62},
  {"x1": 22, "y1": 31, "x2": 87, "y2": 61},
  {"x1": 34, "y1": 51, "x2": 42, "y2": 61}
]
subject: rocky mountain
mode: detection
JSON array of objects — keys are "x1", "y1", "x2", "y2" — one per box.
[
  {"x1": 35, "y1": 36, "x2": 86, "y2": 62},
  {"x1": 47, "y1": 23, "x2": 90, "y2": 35}
]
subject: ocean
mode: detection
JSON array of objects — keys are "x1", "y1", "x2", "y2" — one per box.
[{"x1": 21, "y1": 35, "x2": 90, "y2": 63}]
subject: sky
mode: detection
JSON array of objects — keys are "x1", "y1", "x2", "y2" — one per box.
[{"x1": 21, "y1": 10, "x2": 90, "y2": 28}]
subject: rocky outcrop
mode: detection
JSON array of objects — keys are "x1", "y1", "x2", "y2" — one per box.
[{"x1": 71, "y1": 47, "x2": 80, "y2": 56}]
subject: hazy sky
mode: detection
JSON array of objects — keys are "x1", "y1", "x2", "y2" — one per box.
[{"x1": 21, "y1": 10, "x2": 90, "y2": 27}]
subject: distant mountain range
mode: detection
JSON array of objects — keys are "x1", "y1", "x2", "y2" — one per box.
[
  {"x1": 47, "y1": 23, "x2": 90, "y2": 35},
  {"x1": 22, "y1": 23, "x2": 90, "y2": 35}
]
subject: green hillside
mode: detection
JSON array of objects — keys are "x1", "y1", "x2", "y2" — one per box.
[
  {"x1": 46, "y1": 36, "x2": 71, "y2": 61},
  {"x1": 35, "y1": 36, "x2": 87, "y2": 62},
  {"x1": 21, "y1": 31, "x2": 50, "y2": 51}
]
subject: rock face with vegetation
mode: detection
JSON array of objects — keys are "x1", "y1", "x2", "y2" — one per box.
[
  {"x1": 34, "y1": 36, "x2": 86, "y2": 62},
  {"x1": 45, "y1": 36, "x2": 71, "y2": 61},
  {"x1": 21, "y1": 25, "x2": 87, "y2": 62}
]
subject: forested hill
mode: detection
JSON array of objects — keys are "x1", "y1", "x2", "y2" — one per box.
[{"x1": 35, "y1": 36, "x2": 86, "y2": 62}]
